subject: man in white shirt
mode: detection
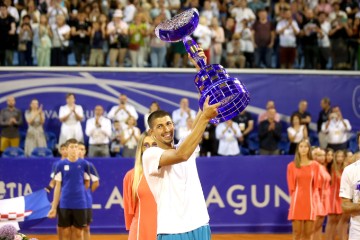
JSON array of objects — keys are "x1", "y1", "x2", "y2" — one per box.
[
  {"x1": 122, "y1": 0, "x2": 136, "y2": 23},
  {"x1": 142, "y1": 51, "x2": 220, "y2": 239},
  {"x1": 230, "y1": 0, "x2": 255, "y2": 33},
  {"x1": 317, "y1": 11, "x2": 331, "y2": 69},
  {"x1": 172, "y1": 98, "x2": 196, "y2": 141},
  {"x1": 85, "y1": 105, "x2": 112, "y2": 157},
  {"x1": 143, "y1": 99, "x2": 219, "y2": 239},
  {"x1": 321, "y1": 106, "x2": 351, "y2": 151},
  {"x1": 276, "y1": 9, "x2": 300, "y2": 69},
  {"x1": 58, "y1": 93, "x2": 84, "y2": 147},
  {"x1": 340, "y1": 133, "x2": 360, "y2": 240},
  {"x1": 216, "y1": 119, "x2": 242, "y2": 156},
  {"x1": 107, "y1": 94, "x2": 138, "y2": 128}
]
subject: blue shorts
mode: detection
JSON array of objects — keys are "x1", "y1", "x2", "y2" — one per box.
[{"x1": 157, "y1": 224, "x2": 211, "y2": 240}]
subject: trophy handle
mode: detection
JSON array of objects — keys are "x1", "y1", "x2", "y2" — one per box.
[{"x1": 182, "y1": 35, "x2": 206, "y2": 69}]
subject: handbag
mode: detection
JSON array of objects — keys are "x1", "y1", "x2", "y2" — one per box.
[{"x1": 18, "y1": 42, "x2": 27, "y2": 51}]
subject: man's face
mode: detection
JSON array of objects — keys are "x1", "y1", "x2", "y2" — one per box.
[
  {"x1": 78, "y1": 145, "x2": 86, "y2": 159},
  {"x1": 120, "y1": 95, "x2": 127, "y2": 104},
  {"x1": 67, "y1": 143, "x2": 78, "y2": 159},
  {"x1": 180, "y1": 98, "x2": 189, "y2": 109},
  {"x1": 299, "y1": 101, "x2": 307, "y2": 112},
  {"x1": 150, "y1": 116, "x2": 175, "y2": 147},
  {"x1": 268, "y1": 109, "x2": 276, "y2": 121},
  {"x1": 7, "y1": 96, "x2": 15, "y2": 108},
  {"x1": 0, "y1": 6, "x2": 7, "y2": 16},
  {"x1": 94, "y1": 105, "x2": 103, "y2": 117},
  {"x1": 66, "y1": 95, "x2": 75, "y2": 105}
]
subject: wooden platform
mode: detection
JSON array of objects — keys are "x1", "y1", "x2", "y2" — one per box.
[{"x1": 30, "y1": 234, "x2": 293, "y2": 239}]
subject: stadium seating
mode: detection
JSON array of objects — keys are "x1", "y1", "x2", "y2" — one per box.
[
  {"x1": 2, "y1": 147, "x2": 25, "y2": 158},
  {"x1": 30, "y1": 147, "x2": 54, "y2": 158}
]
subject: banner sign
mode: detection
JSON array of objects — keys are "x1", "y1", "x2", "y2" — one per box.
[
  {"x1": 0, "y1": 70, "x2": 358, "y2": 139},
  {"x1": 0, "y1": 156, "x2": 294, "y2": 233}
]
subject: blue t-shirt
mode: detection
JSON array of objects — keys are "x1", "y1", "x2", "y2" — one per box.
[
  {"x1": 50, "y1": 159, "x2": 62, "y2": 179},
  {"x1": 54, "y1": 159, "x2": 90, "y2": 209}
]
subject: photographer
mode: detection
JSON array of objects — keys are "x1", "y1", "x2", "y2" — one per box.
[
  {"x1": 321, "y1": 106, "x2": 352, "y2": 151},
  {"x1": 71, "y1": 11, "x2": 91, "y2": 66}
]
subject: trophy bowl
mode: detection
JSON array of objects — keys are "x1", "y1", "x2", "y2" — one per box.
[{"x1": 155, "y1": 8, "x2": 250, "y2": 123}]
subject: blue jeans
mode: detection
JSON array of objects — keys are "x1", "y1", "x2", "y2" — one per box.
[
  {"x1": 150, "y1": 46, "x2": 167, "y2": 67},
  {"x1": 157, "y1": 224, "x2": 211, "y2": 240},
  {"x1": 254, "y1": 47, "x2": 272, "y2": 68}
]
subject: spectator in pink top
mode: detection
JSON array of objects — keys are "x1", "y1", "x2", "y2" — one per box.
[{"x1": 257, "y1": 100, "x2": 281, "y2": 124}]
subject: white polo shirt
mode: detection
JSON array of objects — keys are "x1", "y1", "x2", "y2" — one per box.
[
  {"x1": 142, "y1": 143, "x2": 209, "y2": 234},
  {"x1": 339, "y1": 160, "x2": 360, "y2": 240}
]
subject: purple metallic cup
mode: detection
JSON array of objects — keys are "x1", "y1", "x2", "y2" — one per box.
[{"x1": 155, "y1": 8, "x2": 250, "y2": 123}]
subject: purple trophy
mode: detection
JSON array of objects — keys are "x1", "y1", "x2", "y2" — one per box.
[{"x1": 155, "y1": 8, "x2": 250, "y2": 123}]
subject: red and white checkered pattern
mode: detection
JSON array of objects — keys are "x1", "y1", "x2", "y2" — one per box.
[{"x1": 0, "y1": 211, "x2": 32, "y2": 221}]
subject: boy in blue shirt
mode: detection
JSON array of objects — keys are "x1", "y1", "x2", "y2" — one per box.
[
  {"x1": 48, "y1": 138, "x2": 90, "y2": 240},
  {"x1": 78, "y1": 142, "x2": 100, "y2": 240}
]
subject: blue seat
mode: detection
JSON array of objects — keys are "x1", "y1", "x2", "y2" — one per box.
[
  {"x1": 2, "y1": 147, "x2": 25, "y2": 157},
  {"x1": 348, "y1": 134, "x2": 358, "y2": 153},
  {"x1": 247, "y1": 132, "x2": 260, "y2": 155},
  {"x1": 31, "y1": 147, "x2": 54, "y2": 157},
  {"x1": 45, "y1": 131, "x2": 57, "y2": 150},
  {"x1": 309, "y1": 130, "x2": 319, "y2": 147},
  {"x1": 278, "y1": 132, "x2": 290, "y2": 155},
  {"x1": 19, "y1": 131, "x2": 27, "y2": 150}
]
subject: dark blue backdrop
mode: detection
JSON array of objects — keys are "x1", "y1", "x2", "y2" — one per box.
[{"x1": 0, "y1": 156, "x2": 293, "y2": 233}]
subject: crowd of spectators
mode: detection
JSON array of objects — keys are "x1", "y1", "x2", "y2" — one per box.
[
  {"x1": 0, "y1": 93, "x2": 356, "y2": 158},
  {"x1": 1, "y1": 0, "x2": 360, "y2": 69}
]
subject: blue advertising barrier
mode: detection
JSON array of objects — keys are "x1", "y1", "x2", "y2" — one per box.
[
  {"x1": 0, "y1": 156, "x2": 293, "y2": 233},
  {"x1": 0, "y1": 69, "x2": 358, "y2": 140}
]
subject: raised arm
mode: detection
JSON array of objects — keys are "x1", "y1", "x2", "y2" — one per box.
[{"x1": 159, "y1": 97, "x2": 220, "y2": 167}]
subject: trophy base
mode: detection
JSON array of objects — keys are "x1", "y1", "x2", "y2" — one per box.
[{"x1": 199, "y1": 78, "x2": 250, "y2": 124}]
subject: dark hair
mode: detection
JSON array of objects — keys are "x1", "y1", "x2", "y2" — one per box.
[
  {"x1": 322, "y1": 97, "x2": 331, "y2": 105},
  {"x1": 147, "y1": 110, "x2": 171, "y2": 129},
  {"x1": 66, "y1": 138, "x2": 78, "y2": 145},
  {"x1": 290, "y1": 113, "x2": 302, "y2": 126},
  {"x1": 60, "y1": 143, "x2": 67, "y2": 148},
  {"x1": 66, "y1": 93, "x2": 75, "y2": 98}
]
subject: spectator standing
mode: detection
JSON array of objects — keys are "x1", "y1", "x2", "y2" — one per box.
[
  {"x1": 121, "y1": 116, "x2": 141, "y2": 158},
  {"x1": 193, "y1": 16, "x2": 212, "y2": 63},
  {"x1": 18, "y1": 15, "x2": 34, "y2": 66},
  {"x1": 274, "y1": 0, "x2": 290, "y2": 22},
  {"x1": 321, "y1": 106, "x2": 351, "y2": 151},
  {"x1": 276, "y1": 9, "x2": 300, "y2": 69},
  {"x1": 226, "y1": 33, "x2": 246, "y2": 68},
  {"x1": 107, "y1": 9, "x2": 129, "y2": 67},
  {"x1": 300, "y1": 9, "x2": 320, "y2": 69},
  {"x1": 232, "y1": 110, "x2": 254, "y2": 148},
  {"x1": 258, "y1": 108, "x2": 282, "y2": 155},
  {"x1": 240, "y1": 19, "x2": 254, "y2": 68},
  {"x1": 71, "y1": 12, "x2": 91, "y2": 66},
  {"x1": 85, "y1": 105, "x2": 112, "y2": 157},
  {"x1": 210, "y1": 17, "x2": 225, "y2": 65},
  {"x1": 230, "y1": 0, "x2": 255, "y2": 33},
  {"x1": 24, "y1": 99, "x2": 47, "y2": 156},
  {"x1": 252, "y1": 9, "x2": 275, "y2": 68},
  {"x1": 317, "y1": 97, "x2": 331, "y2": 149},
  {"x1": 172, "y1": 98, "x2": 196, "y2": 141},
  {"x1": 216, "y1": 120, "x2": 242, "y2": 156},
  {"x1": 128, "y1": 13, "x2": 148, "y2": 67},
  {"x1": 58, "y1": 93, "x2": 84, "y2": 147},
  {"x1": 200, "y1": 123, "x2": 218, "y2": 157},
  {"x1": 107, "y1": 94, "x2": 139, "y2": 128},
  {"x1": 37, "y1": 14, "x2": 52, "y2": 66},
  {"x1": 0, "y1": 96, "x2": 23, "y2": 154},
  {"x1": 149, "y1": 16, "x2": 167, "y2": 67},
  {"x1": 0, "y1": 3, "x2": 16, "y2": 66},
  {"x1": 123, "y1": 0, "x2": 137, "y2": 23},
  {"x1": 177, "y1": 117, "x2": 194, "y2": 140},
  {"x1": 89, "y1": 20, "x2": 106, "y2": 66},
  {"x1": 315, "y1": 0, "x2": 332, "y2": 15},
  {"x1": 287, "y1": 113, "x2": 308, "y2": 155},
  {"x1": 317, "y1": 11, "x2": 331, "y2": 69},
  {"x1": 47, "y1": 0, "x2": 68, "y2": 28},
  {"x1": 51, "y1": 15, "x2": 71, "y2": 66},
  {"x1": 292, "y1": 100, "x2": 311, "y2": 132}
]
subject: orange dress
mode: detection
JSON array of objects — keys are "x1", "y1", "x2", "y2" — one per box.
[
  {"x1": 123, "y1": 169, "x2": 157, "y2": 240},
  {"x1": 287, "y1": 161, "x2": 320, "y2": 221},
  {"x1": 328, "y1": 169, "x2": 343, "y2": 215},
  {"x1": 315, "y1": 165, "x2": 331, "y2": 216}
]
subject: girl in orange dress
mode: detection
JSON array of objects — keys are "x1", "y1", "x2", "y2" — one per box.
[
  {"x1": 123, "y1": 133, "x2": 157, "y2": 240},
  {"x1": 313, "y1": 148, "x2": 331, "y2": 240},
  {"x1": 325, "y1": 149, "x2": 346, "y2": 240},
  {"x1": 287, "y1": 139, "x2": 320, "y2": 240}
]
